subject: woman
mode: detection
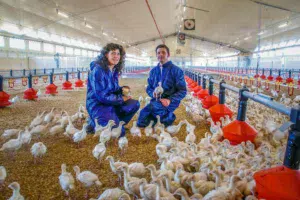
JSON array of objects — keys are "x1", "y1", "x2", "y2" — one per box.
[{"x1": 86, "y1": 43, "x2": 140, "y2": 137}]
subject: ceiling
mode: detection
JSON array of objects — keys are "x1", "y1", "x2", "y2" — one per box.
[{"x1": 0, "y1": 0, "x2": 300, "y2": 58}]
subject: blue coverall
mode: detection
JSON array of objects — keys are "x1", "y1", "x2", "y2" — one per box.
[
  {"x1": 86, "y1": 61, "x2": 140, "y2": 137},
  {"x1": 137, "y1": 61, "x2": 187, "y2": 127}
]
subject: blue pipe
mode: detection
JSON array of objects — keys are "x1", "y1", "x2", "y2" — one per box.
[
  {"x1": 0, "y1": 75, "x2": 3, "y2": 91},
  {"x1": 66, "y1": 71, "x2": 69, "y2": 81},
  {"x1": 28, "y1": 73, "x2": 32, "y2": 88},
  {"x1": 50, "y1": 73, "x2": 53, "y2": 84}
]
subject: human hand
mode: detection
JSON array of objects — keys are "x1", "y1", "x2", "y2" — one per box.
[
  {"x1": 160, "y1": 98, "x2": 170, "y2": 107},
  {"x1": 122, "y1": 95, "x2": 131, "y2": 102},
  {"x1": 122, "y1": 86, "x2": 131, "y2": 96}
]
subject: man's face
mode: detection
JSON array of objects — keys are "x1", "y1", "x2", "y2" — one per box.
[{"x1": 156, "y1": 48, "x2": 169, "y2": 64}]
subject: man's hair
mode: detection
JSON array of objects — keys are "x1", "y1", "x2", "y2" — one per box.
[{"x1": 155, "y1": 44, "x2": 170, "y2": 56}]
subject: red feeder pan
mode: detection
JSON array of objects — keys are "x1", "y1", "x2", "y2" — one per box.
[
  {"x1": 254, "y1": 74, "x2": 260, "y2": 79},
  {"x1": 222, "y1": 120, "x2": 257, "y2": 145},
  {"x1": 267, "y1": 76, "x2": 274, "y2": 81},
  {"x1": 193, "y1": 86, "x2": 202, "y2": 96},
  {"x1": 62, "y1": 81, "x2": 73, "y2": 90},
  {"x1": 197, "y1": 89, "x2": 209, "y2": 100},
  {"x1": 202, "y1": 95, "x2": 219, "y2": 109},
  {"x1": 286, "y1": 77, "x2": 294, "y2": 84},
  {"x1": 276, "y1": 76, "x2": 283, "y2": 82},
  {"x1": 260, "y1": 74, "x2": 266, "y2": 80},
  {"x1": 209, "y1": 104, "x2": 233, "y2": 123},
  {"x1": 23, "y1": 88, "x2": 38, "y2": 100},
  {"x1": 75, "y1": 79, "x2": 84, "y2": 88},
  {"x1": 0, "y1": 91, "x2": 12, "y2": 107},
  {"x1": 254, "y1": 166, "x2": 300, "y2": 200},
  {"x1": 45, "y1": 83, "x2": 58, "y2": 95}
]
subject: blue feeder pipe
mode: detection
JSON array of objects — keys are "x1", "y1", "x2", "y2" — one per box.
[
  {"x1": 77, "y1": 70, "x2": 81, "y2": 79},
  {"x1": 237, "y1": 86, "x2": 249, "y2": 121},
  {"x1": 209, "y1": 77, "x2": 214, "y2": 95},
  {"x1": 0, "y1": 75, "x2": 3, "y2": 91},
  {"x1": 49, "y1": 73, "x2": 53, "y2": 84},
  {"x1": 28, "y1": 73, "x2": 33, "y2": 88},
  {"x1": 66, "y1": 71, "x2": 69, "y2": 81},
  {"x1": 10, "y1": 70, "x2": 13, "y2": 77}
]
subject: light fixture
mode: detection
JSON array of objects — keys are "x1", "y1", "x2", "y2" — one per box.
[
  {"x1": 56, "y1": 8, "x2": 69, "y2": 18},
  {"x1": 114, "y1": 38, "x2": 118, "y2": 41},
  {"x1": 258, "y1": 31, "x2": 265, "y2": 35},
  {"x1": 183, "y1": 6, "x2": 186, "y2": 12},
  {"x1": 244, "y1": 36, "x2": 251, "y2": 40},
  {"x1": 102, "y1": 32, "x2": 108, "y2": 36},
  {"x1": 278, "y1": 22, "x2": 288, "y2": 28}
]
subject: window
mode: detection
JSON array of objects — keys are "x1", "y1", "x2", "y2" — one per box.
[
  {"x1": 66, "y1": 47, "x2": 74, "y2": 55},
  {"x1": 28, "y1": 41, "x2": 41, "y2": 51},
  {"x1": 9, "y1": 38, "x2": 25, "y2": 49},
  {"x1": 56, "y1": 45, "x2": 65, "y2": 54},
  {"x1": 88, "y1": 51, "x2": 93, "y2": 57},
  {"x1": 0, "y1": 36, "x2": 4, "y2": 47},
  {"x1": 93, "y1": 51, "x2": 98, "y2": 57},
  {"x1": 44, "y1": 43, "x2": 54, "y2": 53},
  {"x1": 82, "y1": 50, "x2": 87, "y2": 56},
  {"x1": 74, "y1": 48, "x2": 81, "y2": 56},
  {"x1": 61, "y1": 37, "x2": 70, "y2": 44}
]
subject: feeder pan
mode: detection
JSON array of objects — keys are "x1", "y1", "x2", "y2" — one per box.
[
  {"x1": 254, "y1": 166, "x2": 300, "y2": 200},
  {"x1": 45, "y1": 84, "x2": 58, "y2": 95},
  {"x1": 254, "y1": 74, "x2": 260, "y2": 79},
  {"x1": 222, "y1": 120, "x2": 257, "y2": 145},
  {"x1": 23, "y1": 88, "x2": 38, "y2": 100},
  {"x1": 0, "y1": 91, "x2": 12, "y2": 107},
  {"x1": 276, "y1": 76, "x2": 283, "y2": 82},
  {"x1": 267, "y1": 76, "x2": 274, "y2": 81},
  {"x1": 197, "y1": 89, "x2": 209, "y2": 100},
  {"x1": 75, "y1": 79, "x2": 84, "y2": 88},
  {"x1": 260, "y1": 74, "x2": 266, "y2": 80},
  {"x1": 193, "y1": 86, "x2": 202, "y2": 96},
  {"x1": 188, "y1": 81, "x2": 197, "y2": 89},
  {"x1": 209, "y1": 104, "x2": 233, "y2": 123},
  {"x1": 286, "y1": 77, "x2": 294, "y2": 84},
  {"x1": 62, "y1": 81, "x2": 73, "y2": 90},
  {"x1": 202, "y1": 95, "x2": 219, "y2": 109}
]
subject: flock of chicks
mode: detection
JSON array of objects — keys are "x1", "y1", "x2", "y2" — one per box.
[{"x1": 0, "y1": 76, "x2": 296, "y2": 200}]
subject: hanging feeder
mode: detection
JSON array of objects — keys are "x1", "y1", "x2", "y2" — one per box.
[
  {"x1": 0, "y1": 75, "x2": 12, "y2": 108},
  {"x1": 42, "y1": 75, "x2": 48, "y2": 83},
  {"x1": 62, "y1": 71, "x2": 73, "y2": 90},
  {"x1": 8, "y1": 78, "x2": 15, "y2": 89},
  {"x1": 197, "y1": 75, "x2": 209, "y2": 100},
  {"x1": 45, "y1": 73, "x2": 58, "y2": 95},
  {"x1": 33, "y1": 76, "x2": 39, "y2": 85},
  {"x1": 222, "y1": 86, "x2": 257, "y2": 145},
  {"x1": 192, "y1": 73, "x2": 202, "y2": 95},
  {"x1": 260, "y1": 68, "x2": 266, "y2": 80},
  {"x1": 22, "y1": 77, "x2": 28, "y2": 86},
  {"x1": 202, "y1": 77, "x2": 219, "y2": 109},
  {"x1": 275, "y1": 69, "x2": 283, "y2": 92},
  {"x1": 286, "y1": 70, "x2": 294, "y2": 96},
  {"x1": 75, "y1": 70, "x2": 84, "y2": 88},
  {"x1": 254, "y1": 106, "x2": 300, "y2": 200},
  {"x1": 23, "y1": 74, "x2": 38, "y2": 100}
]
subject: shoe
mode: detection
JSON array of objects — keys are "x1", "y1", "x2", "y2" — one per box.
[{"x1": 85, "y1": 124, "x2": 95, "y2": 134}]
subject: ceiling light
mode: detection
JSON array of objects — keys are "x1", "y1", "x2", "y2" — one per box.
[
  {"x1": 278, "y1": 22, "x2": 288, "y2": 28},
  {"x1": 114, "y1": 38, "x2": 118, "y2": 41},
  {"x1": 56, "y1": 9, "x2": 69, "y2": 18},
  {"x1": 258, "y1": 31, "x2": 265, "y2": 36},
  {"x1": 183, "y1": 7, "x2": 186, "y2": 12},
  {"x1": 103, "y1": 32, "x2": 108, "y2": 36},
  {"x1": 244, "y1": 37, "x2": 251, "y2": 40}
]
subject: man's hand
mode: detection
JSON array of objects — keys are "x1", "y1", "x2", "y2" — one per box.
[
  {"x1": 160, "y1": 98, "x2": 170, "y2": 107},
  {"x1": 122, "y1": 96, "x2": 131, "y2": 102}
]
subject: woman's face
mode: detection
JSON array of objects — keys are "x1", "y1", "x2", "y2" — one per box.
[{"x1": 106, "y1": 49, "x2": 121, "y2": 66}]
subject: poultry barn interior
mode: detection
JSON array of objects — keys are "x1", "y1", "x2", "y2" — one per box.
[{"x1": 0, "y1": 0, "x2": 300, "y2": 200}]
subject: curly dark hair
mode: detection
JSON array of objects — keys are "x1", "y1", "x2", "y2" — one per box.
[{"x1": 95, "y1": 43, "x2": 126, "y2": 74}]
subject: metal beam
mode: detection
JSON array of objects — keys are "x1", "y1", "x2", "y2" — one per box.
[
  {"x1": 184, "y1": 5, "x2": 210, "y2": 13},
  {"x1": 127, "y1": 32, "x2": 250, "y2": 53},
  {"x1": 250, "y1": 0, "x2": 300, "y2": 13}
]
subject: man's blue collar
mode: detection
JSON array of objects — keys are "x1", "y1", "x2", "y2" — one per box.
[{"x1": 157, "y1": 61, "x2": 172, "y2": 68}]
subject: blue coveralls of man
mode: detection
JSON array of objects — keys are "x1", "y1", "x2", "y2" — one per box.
[{"x1": 137, "y1": 44, "x2": 187, "y2": 127}]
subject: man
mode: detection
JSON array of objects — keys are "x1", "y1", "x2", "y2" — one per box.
[{"x1": 137, "y1": 44, "x2": 187, "y2": 127}]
